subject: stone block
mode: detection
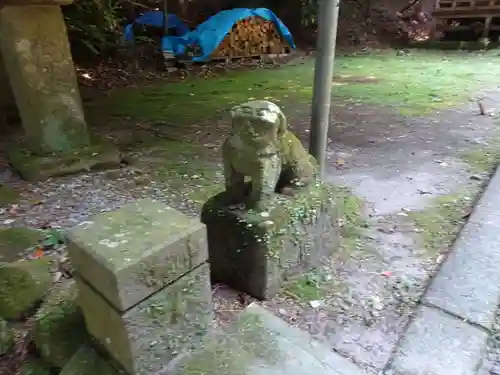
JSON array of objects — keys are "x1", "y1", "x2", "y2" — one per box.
[
  {"x1": 162, "y1": 303, "x2": 367, "y2": 375},
  {"x1": 76, "y1": 263, "x2": 213, "y2": 375},
  {"x1": 0, "y1": 5, "x2": 89, "y2": 154},
  {"x1": 423, "y1": 221, "x2": 500, "y2": 329},
  {"x1": 7, "y1": 140, "x2": 122, "y2": 181},
  {"x1": 389, "y1": 306, "x2": 487, "y2": 375},
  {"x1": 67, "y1": 199, "x2": 208, "y2": 311},
  {"x1": 201, "y1": 182, "x2": 340, "y2": 300}
]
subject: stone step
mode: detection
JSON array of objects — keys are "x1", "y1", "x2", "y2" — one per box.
[{"x1": 161, "y1": 303, "x2": 368, "y2": 375}]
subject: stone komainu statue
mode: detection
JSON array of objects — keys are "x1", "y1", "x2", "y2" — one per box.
[{"x1": 221, "y1": 100, "x2": 317, "y2": 210}]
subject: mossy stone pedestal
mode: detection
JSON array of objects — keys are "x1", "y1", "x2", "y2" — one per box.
[
  {"x1": 0, "y1": 257, "x2": 53, "y2": 319},
  {"x1": 67, "y1": 199, "x2": 213, "y2": 375},
  {"x1": 201, "y1": 182, "x2": 340, "y2": 300}
]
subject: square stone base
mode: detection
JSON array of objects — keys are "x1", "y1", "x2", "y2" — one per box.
[
  {"x1": 201, "y1": 182, "x2": 340, "y2": 300},
  {"x1": 7, "y1": 140, "x2": 122, "y2": 181},
  {"x1": 76, "y1": 264, "x2": 213, "y2": 375}
]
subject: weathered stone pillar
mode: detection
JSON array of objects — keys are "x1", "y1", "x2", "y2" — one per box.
[
  {"x1": 0, "y1": 4, "x2": 89, "y2": 153},
  {"x1": 67, "y1": 199, "x2": 213, "y2": 375}
]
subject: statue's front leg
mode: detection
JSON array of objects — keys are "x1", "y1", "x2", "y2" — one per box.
[
  {"x1": 248, "y1": 154, "x2": 281, "y2": 211},
  {"x1": 224, "y1": 160, "x2": 245, "y2": 205}
]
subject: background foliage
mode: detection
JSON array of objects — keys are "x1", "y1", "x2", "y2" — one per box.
[{"x1": 62, "y1": 0, "x2": 320, "y2": 61}]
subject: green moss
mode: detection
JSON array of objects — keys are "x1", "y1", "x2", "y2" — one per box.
[
  {"x1": 241, "y1": 182, "x2": 337, "y2": 262},
  {"x1": 409, "y1": 191, "x2": 474, "y2": 256},
  {"x1": 59, "y1": 344, "x2": 122, "y2": 375},
  {"x1": 0, "y1": 316, "x2": 14, "y2": 354},
  {"x1": 460, "y1": 147, "x2": 500, "y2": 174},
  {"x1": 7, "y1": 139, "x2": 121, "y2": 181},
  {"x1": 33, "y1": 280, "x2": 89, "y2": 368},
  {"x1": 173, "y1": 311, "x2": 282, "y2": 375},
  {"x1": 0, "y1": 185, "x2": 20, "y2": 205},
  {"x1": 330, "y1": 185, "x2": 367, "y2": 253},
  {"x1": 0, "y1": 257, "x2": 53, "y2": 319},
  {"x1": 126, "y1": 139, "x2": 222, "y2": 207},
  {"x1": 0, "y1": 227, "x2": 45, "y2": 262},
  {"x1": 283, "y1": 271, "x2": 328, "y2": 301},
  {"x1": 19, "y1": 359, "x2": 53, "y2": 375}
]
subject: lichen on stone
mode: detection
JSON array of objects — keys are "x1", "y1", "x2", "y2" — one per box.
[
  {"x1": 18, "y1": 359, "x2": 52, "y2": 375},
  {"x1": 0, "y1": 257, "x2": 53, "y2": 319},
  {"x1": 170, "y1": 307, "x2": 283, "y2": 375},
  {"x1": 32, "y1": 280, "x2": 89, "y2": 368},
  {"x1": 221, "y1": 100, "x2": 317, "y2": 211}
]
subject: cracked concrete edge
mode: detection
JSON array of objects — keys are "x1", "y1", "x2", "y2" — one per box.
[
  {"x1": 422, "y1": 165, "x2": 500, "y2": 329},
  {"x1": 384, "y1": 167, "x2": 500, "y2": 375},
  {"x1": 385, "y1": 305, "x2": 489, "y2": 375}
]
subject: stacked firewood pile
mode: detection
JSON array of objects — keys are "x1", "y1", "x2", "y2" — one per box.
[{"x1": 210, "y1": 16, "x2": 291, "y2": 58}]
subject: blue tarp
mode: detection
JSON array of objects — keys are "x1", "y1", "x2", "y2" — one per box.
[
  {"x1": 124, "y1": 11, "x2": 190, "y2": 42},
  {"x1": 162, "y1": 8, "x2": 295, "y2": 62}
]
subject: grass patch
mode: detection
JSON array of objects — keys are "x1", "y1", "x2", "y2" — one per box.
[
  {"x1": 460, "y1": 147, "x2": 500, "y2": 174},
  {"x1": 90, "y1": 50, "x2": 500, "y2": 126},
  {"x1": 409, "y1": 191, "x2": 474, "y2": 256}
]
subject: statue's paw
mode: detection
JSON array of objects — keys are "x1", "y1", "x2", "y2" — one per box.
[
  {"x1": 280, "y1": 186, "x2": 296, "y2": 197},
  {"x1": 246, "y1": 193, "x2": 274, "y2": 212}
]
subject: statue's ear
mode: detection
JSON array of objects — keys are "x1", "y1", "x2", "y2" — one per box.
[{"x1": 276, "y1": 110, "x2": 287, "y2": 137}]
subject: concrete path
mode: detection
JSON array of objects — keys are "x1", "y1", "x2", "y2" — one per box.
[
  {"x1": 385, "y1": 167, "x2": 500, "y2": 375},
  {"x1": 161, "y1": 303, "x2": 370, "y2": 375}
]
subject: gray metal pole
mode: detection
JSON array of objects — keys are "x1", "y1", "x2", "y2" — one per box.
[{"x1": 309, "y1": 0, "x2": 340, "y2": 179}]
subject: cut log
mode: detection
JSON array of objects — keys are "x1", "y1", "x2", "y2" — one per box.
[{"x1": 206, "y1": 16, "x2": 291, "y2": 59}]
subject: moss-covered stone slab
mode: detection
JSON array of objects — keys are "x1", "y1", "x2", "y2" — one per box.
[
  {"x1": 0, "y1": 227, "x2": 45, "y2": 262},
  {"x1": 0, "y1": 316, "x2": 14, "y2": 355},
  {"x1": 32, "y1": 280, "x2": 88, "y2": 369},
  {"x1": 76, "y1": 263, "x2": 212, "y2": 375},
  {"x1": 2, "y1": 1, "x2": 73, "y2": 5},
  {"x1": 201, "y1": 181, "x2": 340, "y2": 300},
  {"x1": 7, "y1": 141, "x2": 122, "y2": 181},
  {"x1": 19, "y1": 359, "x2": 52, "y2": 375},
  {"x1": 0, "y1": 258, "x2": 53, "y2": 319},
  {"x1": 59, "y1": 344, "x2": 123, "y2": 375},
  {"x1": 162, "y1": 303, "x2": 366, "y2": 375},
  {"x1": 0, "y1": 5, "x2": 89, "y2": 154},
  {"x1": 67, "y1": 199, "x2": 208, "y2": 312}
]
